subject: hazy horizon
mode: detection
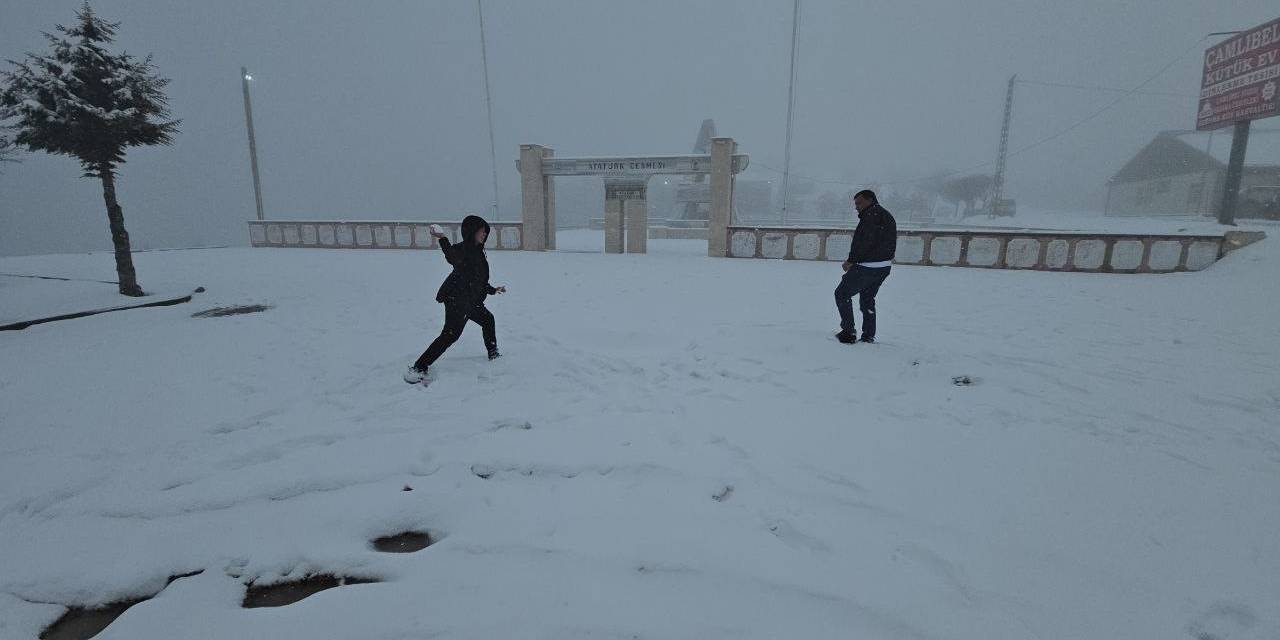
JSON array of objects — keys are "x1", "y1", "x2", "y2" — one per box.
[{"x1": 1, "y1": 0, "x2": 1275, "y2": 255}]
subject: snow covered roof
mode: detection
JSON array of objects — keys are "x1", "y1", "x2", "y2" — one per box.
[
  {"x1": 1111, "y1": 127, "x2": 1280, "y2": 183},
  {"x1": 1110, "y1": 133, "x2": 1222, "y2": 183},
  {"x1": 1171, "y1": 128, "x2": 1280, "y2": 168}
]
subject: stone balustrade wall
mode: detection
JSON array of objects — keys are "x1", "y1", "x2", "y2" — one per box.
[
  {"x1": 248, "y1": 220, "x2": 524, "y2": 251},
  {"x1": 724, "y1": 226, "x2": 1262, "y2": 273}
]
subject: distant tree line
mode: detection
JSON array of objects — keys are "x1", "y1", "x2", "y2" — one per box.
[{"x1": 804, "y1": 173, "x2": 996, "y2": 221}]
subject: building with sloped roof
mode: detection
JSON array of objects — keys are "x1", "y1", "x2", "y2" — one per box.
[{"x1": 1105, "y1": 129, "x2": 1280, "y2": 218}]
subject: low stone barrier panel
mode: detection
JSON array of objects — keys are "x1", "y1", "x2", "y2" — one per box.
[
  {"x1": 724, "y1": 226, "x2": 1265, "y2": 273},
  {"x1": 249, "y1": 220, "x2": 524, "y2": 251}
]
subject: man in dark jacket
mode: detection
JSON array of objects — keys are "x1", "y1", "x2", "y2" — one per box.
[
  {"x1": 834, "y1": 190, "x2": 896, "y2": 344},
  {"x1": 405, "y1": 215, "x2": 506, "y2": 383}
]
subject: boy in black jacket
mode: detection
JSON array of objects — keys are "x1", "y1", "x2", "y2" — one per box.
[
  {"x1": 835, "y1": 190, "x2": 896, "y2": 344},
  {"x1": 405, "y1": 215, "x2": 506, "y2": 383}
]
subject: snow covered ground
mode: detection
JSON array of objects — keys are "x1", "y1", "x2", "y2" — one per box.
[
  {"x1": 0, "y1": 275, "x2": 124, "y2": 327},
  {"x1": 1, "y1": 230, "x2": 1278, "y2": 639},
  {"x1": 0, "y1": 273, "x2": 195, "y2": 329}
]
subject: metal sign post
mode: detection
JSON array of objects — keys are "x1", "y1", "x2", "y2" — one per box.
[{"x1": 1219, "y1": 121, "x2": 1251, "y2": 225}]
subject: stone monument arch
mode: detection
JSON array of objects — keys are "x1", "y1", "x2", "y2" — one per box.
[{"x1": 516, "y1": 138, "x2": 748, "y2": 256}]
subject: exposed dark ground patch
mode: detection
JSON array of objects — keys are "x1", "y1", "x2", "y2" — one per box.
[
  {"x1": 191, "y1": 304, "x2": 272, "y2": 318},
  {"x1": 241, "y1": 574, "x2": 379, "y2": 608},
  {"x1": 371, "y1": 531, "x2": 433, "y2": 553},
  {"x1": 39, "y1": 571, "x2": 202, "y2": 640}
]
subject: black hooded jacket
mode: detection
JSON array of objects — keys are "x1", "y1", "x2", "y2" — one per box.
[
  {"x1": 846, "y1": 203, "x2": 897, "y2": 264},
  {"x1": 435, "y1": 215, "x2": 498, "y2": 304}
]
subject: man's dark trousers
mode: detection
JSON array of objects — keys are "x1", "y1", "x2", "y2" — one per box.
[{"x1": 835, "y1": 265, "x2": 891, "y2": 339}]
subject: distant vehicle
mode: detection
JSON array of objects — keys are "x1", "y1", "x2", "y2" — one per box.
[{"x1": 1240, "y1": 186, "x2": 1280, "y2": 220}]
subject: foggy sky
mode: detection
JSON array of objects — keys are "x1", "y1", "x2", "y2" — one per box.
[{"x1": 1, "y1": 0, "x2": 1275, "y2": 255}]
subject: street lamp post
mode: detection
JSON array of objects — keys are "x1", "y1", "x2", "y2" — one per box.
[
  {"x1": 477, "y1": 0, "x2": 501, "y2": 220},
  {"x1": 241, "y1": 67, "x2": 265, "y2": 222},
  {"x1": 780, "y1": 0, "x2": 801, "y2": 225}
]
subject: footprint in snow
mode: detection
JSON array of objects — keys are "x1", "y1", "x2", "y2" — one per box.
[
  {"x1": 1186, "y1": 602, "x2": 1257, "y2": 640},
  {"x1": 490, "y1": 418, "x2": 534, "y2": 432},
  {"x1": 766, "y1": 518, "x2": 830, "y2": 553}
]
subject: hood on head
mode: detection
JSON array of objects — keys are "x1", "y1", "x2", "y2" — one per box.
[{"x1": 460, "y1": 214, "x2": 491, "y2": 245}]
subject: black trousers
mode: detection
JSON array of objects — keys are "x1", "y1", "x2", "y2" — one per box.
[
  {"x1": 414, "y1": 300, "x2": 496, "y2": 370},
  {"x1": 834, "y1": 265, "x2": 891, "y2": 339}
]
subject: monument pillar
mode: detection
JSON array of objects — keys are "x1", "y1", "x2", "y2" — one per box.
[
  {"x1": 625, "y1": 197, "x2": 648, "y2": 254},
  {"x1": 519, "y1": 144, "x2": 555, "y2": 251},
  {"x1": 544, "y1": 148, "x2": 557, "y2": 250},
  {"x1": 605, "y1": 179, "x2": 648, "y2": 254},
  {"x1": 604, "y1": 190, "x2": 625, "y2": 254},
  {"x1": 708, "y1": 137, "x2": 737, "y2": 257}
]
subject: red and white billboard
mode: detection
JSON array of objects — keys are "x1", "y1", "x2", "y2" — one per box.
[{"x1": 1197, "y1": 16, "x2": 1280, "y2": 130}]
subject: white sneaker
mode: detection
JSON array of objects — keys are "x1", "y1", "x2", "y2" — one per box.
[{"x1": 403, "y1": 366, "x2": 427, "y2": 384}]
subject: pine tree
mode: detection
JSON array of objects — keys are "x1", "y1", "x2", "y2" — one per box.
[{"x1": 1, "y1": 3, "x2": 178, "y2": 296}]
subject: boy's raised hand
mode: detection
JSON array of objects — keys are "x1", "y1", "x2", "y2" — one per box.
[{"x1": 494, "y1": 286, "x2": 508, "y2": 294}]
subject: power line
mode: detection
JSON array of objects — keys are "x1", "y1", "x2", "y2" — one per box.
[
  {"x1": 1016, "y1": 79, "x2": 1195, "y2": 99},
  {"x1": 999, "y1": 37, "x2": 1207, "y2": 162},
  {"x1": 750, "y1": 37, "x2": 1210, "y2": 190}
]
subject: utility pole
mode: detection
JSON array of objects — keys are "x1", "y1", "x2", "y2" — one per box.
[
  {"x1": 780, "y1": 0, "x2": 801, "y2": 224},
  {"x1": 1218, "y1": 120, "x2": 1250, "y2": 225},
  {"x1": 241, "y1": 67, "x2": 265, "y2": 221},
  {"x1": 990, "y1": 74, "x2": 1016, "y2": 218},
  {"x1": 477, "y1": 0, "x2": 501, "y2": 220}
]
